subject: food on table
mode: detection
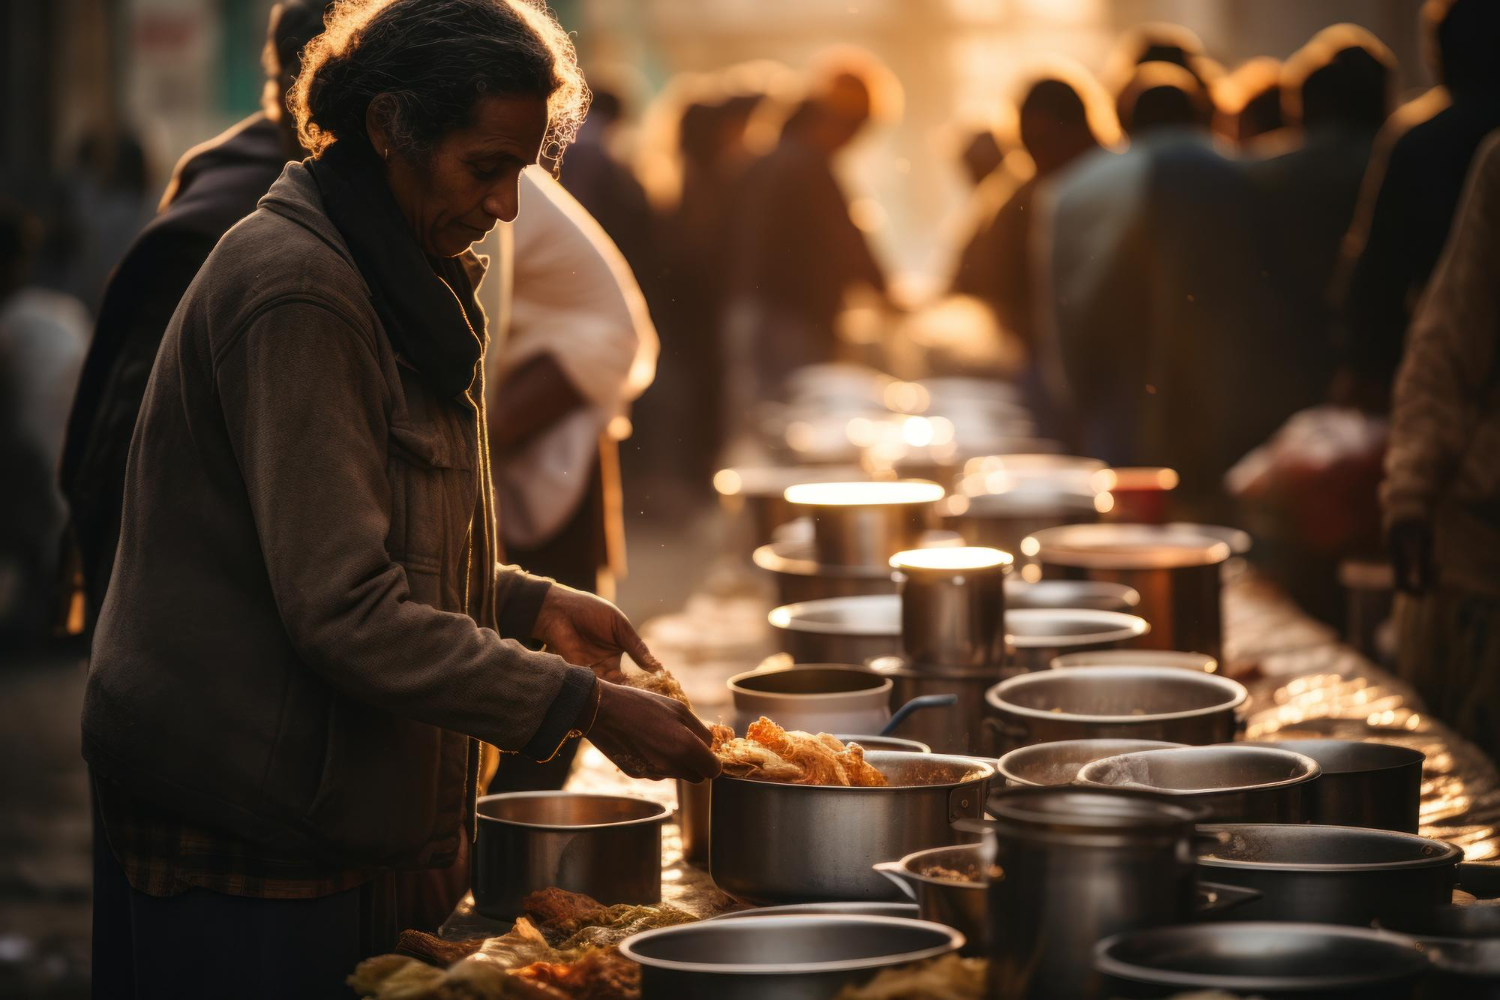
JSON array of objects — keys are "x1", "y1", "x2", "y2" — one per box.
[
  {"x1": 710, "y1": 717, "x2": 888, "y2": 787},
  {"x1": 832, "y1": 954, "x2": 988, "y2": 999},
  {"x1": 348, "y1": 889, "x2": 696, "y2": 999}
]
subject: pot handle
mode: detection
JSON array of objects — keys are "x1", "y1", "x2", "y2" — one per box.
[
  {"x1": 881, "y1": 694, "x2": 959, "y2": 735},
  {"x1": 873, "y1": 861, "x2": 919, "y2": 901},
  {"x1": 1196, "y1": 881, "x2": 1261, "y2": 915},
  {"x1": 1456, "y1": 861, "x2": 1500, "y2": 900}
]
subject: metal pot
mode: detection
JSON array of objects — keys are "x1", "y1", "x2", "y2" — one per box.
[
  {"x1": 1094, "y1": 922, "x2": 1429, "y2": 999},
  {"x1": 753, "y1": 540, "x2": 896, "y2": 606},
  {"x1": 1414, "y1": 939, "x2": 1500, "y2": 999},
  {"x1": 785, "y1": 480, "x2": 945, "y2": 568},
  {"x1": 1075, "y1": 746, "x2": 1321, "y2": 823},
  {"x1": 1095, "y1": 467, "x2": 1178, "y2": 524},
  {"x1": 1196, "y1": 823, "x2": 1462, "y2": 925},
  {"x1": 728, "y1": 665, "x2": 892, "y2": 734},
  {"x1": 874, "y1": 844, "x2": 989, "y2": 956},
  {"x1": 832, "y1": 734, "x2": 931, "y2": 752},
  {"x1": 984, "y1": 666, "x2": 1247, "y2": 756},
  {"x1": 1026, "y1": 523, "x2": 1234, "y2": 661},
  {"x1": 870, "y1": 656, "x2": 1000, "y2": 755},
  {"x1": 1006, "y1": 608, "x2": 1151, "y2": 674},
  {"x1": 677, "y1": 778, "x2": 710, "y2": 866},
  {"x1": 973, "y1": 786, "x2": 1207, "y2": 1000},
  {"x1": 708, "y1": 902, "x2": 919, "y2": 921},
  {"x1": 1242, "y1": 739, "x2": 1425, "y2": 833},
  {"x1": 472, "y1": 792, "x2": 668, "y2": 919},
  {"x1": 997, "y1": 739, "x2": 1186, "y2": 787},
  {"x1": 768, "y1": 595, "x2": 900, "y2": 665},
  {"x1": 891, "y1": 546, "x2": 1012, "y2": 669},
  {"x1": 1051, "y1": 650, "x2": 1217, "y2": 673},
  {"x1": 709, "y1": 752, "x2": 993, "y2": 904},
  {"x1": 619, "y1": 914, "x2": 965, "y2": 1000},
  {"x1": 940, "y1": 488, "x2": 1100, "y2": 555},
  {"x1": 714, "y1": 466, "x2": 869, "y2": 550},
  {"x1": 1006, "y1": 578, "x2": 1141, "y2": 613},
  {"x1": 1380, "y1": 861, "x2": 1500, "y2": 939}
]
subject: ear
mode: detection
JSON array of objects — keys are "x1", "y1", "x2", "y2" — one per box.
[{"x1": 365, "y1": 94, "x2": 397, "y2": 159}]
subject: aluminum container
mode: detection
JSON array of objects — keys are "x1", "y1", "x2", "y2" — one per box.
[
  {"x1": 997, "y1": 739, "x2": 1186, "y2": 787},
  {"x1": 727, "y1": 665, "x2": 892, "y2": 735},
  {"x1": 708, "y1": 902, "x2": 919, "y2": 921},
  {"x1": 677, "y1": 778, "x2": 710, "y2": 866},
  {"x1": 472, "y1": 792, "x2": 668, "y2": 919},
  {"x1": 940, "y1": 488, "x2": 1100, "y2": 556},
  {"x1": 785, "y1": 480, "x2": 945, "y2": 568},
  {"x1": 874, "y1": 843, "x2": 989, "y2": 956},
  {"x1": 870, "y1": 656, "x2": 1001, "y2": 755},
  {"x1": 1026, "y1": 523, "x2": 1234, "y2": 661},
  {"x1": 753, "y1": 539, "x2": 896, "y2": 606},
  {"x1": 1095, "y1": 922, "x2": 1429, "y2": 999},
  {"x1": 1006, "y1": 578, "x2": 1141, "y2": 613},
  {"x1": 1051, "y1": 650, "x2": 1217, "y2": 673},
  {"x1": 983, "y1": 666, "x2": 1247, "y2": 756},
  {"x1": 619, "y1": 914, "x2": 964, "y2": 1000},
  {"x1": 714, "y1": 465, "x2": 869, "y2": 550},
  {"x1": 1006, "y1": 608, "x2": 1151, "y2": 674},
  {"x1": 1196, "y1": 823, "x2": 1462, "y2": 926},
  {"x1": 891, "y1": 546, "x2": 1012, "y2": 669},
  {"x1": 1242, "y1": 739, "x2": 1424, "y2": 833},
  {"x1": 1074, "y1": 745, "x2": 1321, "y2": 824},
  {"x1": 709, "y1": 752, "x2": 993, "y2": 904},
  {"x1": 768, "y1": 595, "x2": 900, "y2": 665}
]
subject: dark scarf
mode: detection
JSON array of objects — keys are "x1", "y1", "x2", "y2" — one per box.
[{"x1": 308, "y1": 138, "x2": 486, "y2": 401}]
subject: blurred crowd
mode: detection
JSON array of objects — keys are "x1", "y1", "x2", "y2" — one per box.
[{"x1": 3, "y1": 0, "x2": 1499, "y2": 753}]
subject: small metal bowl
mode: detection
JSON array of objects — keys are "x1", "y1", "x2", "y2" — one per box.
[{"x1": 997, "y1": 738, "x2": 1186, "y2": 787}]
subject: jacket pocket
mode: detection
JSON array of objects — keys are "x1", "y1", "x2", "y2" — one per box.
[{"x1": 387, "y1": 417, "x2": 474, "y2": 606}]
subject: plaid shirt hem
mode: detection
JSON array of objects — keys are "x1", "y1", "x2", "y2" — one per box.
[{"x1": 92, "y1": 773, "x2": 374, "y2": 900}]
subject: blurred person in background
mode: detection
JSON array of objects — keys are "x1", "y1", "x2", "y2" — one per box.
[
  {"x1": 724, "y1": 53, "x2": 894, "y2": 410},
  {"x1": 48, "y1": 132, "x2": 153, "y2": 315},
  {"x1": 1336, "y1": 0, "x2": 1500, "y2": 412},
  {"x1": 1244, "y1": 26, "x2": 1396, "y2": 433},
  {"x1": 81, "y1": 1, "x2": 717, "y2": 994},
  {"x1": 1383, "y1": 130, "x2": 1500, "y2": 765},
  {"x1": 61, "y1": 0, "x2": 330, "y2": 625},
  {"x1": 956, "y1": 125, "x2": 1005, "y2": 187},
  {"x1": 1037, "y1": 57, "x2": 1276, "y2": 519},
  {"x1": 0, "y1": 201, "x2": 90, "y2": 645},
  {"x1": 1213, "y1": 57, "x2": 1284, "y2": 147},
  {"x1": 555, "y1": 81, "x2": 656, "y2": 285},
  {"x1": 951, "y1": 73, "x2": 1104, "y2": 363}
]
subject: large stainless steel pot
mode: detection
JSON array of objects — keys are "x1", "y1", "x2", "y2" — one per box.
[
  {"x1": 728, "y1": 665, "x2": 892, "y2": 734},
  {"x1": 473, "y1": 792, "x2": 668, "y2": 919},
  {"x1": 619, "y1": 914, "x2": 964, "y2": 1000},
  {"x1": 1006, "y1": 578, "x2": 1141, "y2": 613},
  {"x1": 709, "y1": 752, "x2": 993, "y2": 904},
  {"x1": 1196, "y1": 823, "x2": 1462, "y2": 926},
  {"x1": 974, "y1": 786, "x2": 1207, "y2": 1000},
  {"x1": 1075, "y1": 746, "x2": 1321, "y2": 823},
  {"x1": 891, "y1": 546, "x2": 1011, "y2": 669},
  {"x1": 768, "y1": 595, "x2": 900, "y2": 665},
  {"x1": 1242, "y1": 738, "x2": 1425, "y2": 832},
  {"x1": 1051, "y1": 649, "x2": 1217, "y2": 673},
  {"x1": 785, "y1": 480, "x2": 945, "y2": 567},
  {"x1": 753, "y1": 539, "x2": 896, "y2": 606},
  {"x1": 940, "y1": 488, "x2": 1100, "y2": 555},
  {"x1": 1006, "y1": 608, "x2": 1150, "y2": 674},
  {"x1": 984, "y1": 666, "x2": 1247, "y2": 755},
  {"x1": 870, "y1": 656, "x2": 1000, "y2": 755},
  {"x1": 997, "y1": 739, "x2": 1185, "y2": 787},
  {"x1": 874, "y1": 844, "x2": 989, "y2": 956},
  {"x1": 1094, "y1": 922, "x2": 1429, "y2": 999},
  {"x1": 1026, "y1": 523, "x2": 1234, "y2": 661}
]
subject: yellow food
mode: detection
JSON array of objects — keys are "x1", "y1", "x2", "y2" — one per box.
[{"x1": 711, "y1": 718, "x2": 888, "y2": 787}]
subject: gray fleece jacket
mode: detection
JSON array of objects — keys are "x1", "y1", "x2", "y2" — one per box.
[{"x1": 82, "y1": 162, "x2": 594, "y2": 869}]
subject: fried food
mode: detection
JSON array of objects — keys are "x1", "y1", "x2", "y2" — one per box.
[
  {"x1": 395, "y1": 930, "x2": 490, "y2": 967},
  {"x1": 711, "y1": 718, "x2": 888, "y2": 787},
  {"x1": 520, "y1": 888, "x2": 696, "y2": 953},
  {"x1": 513, "y1": 949, "x2": 639, "y2": 1000},
  {"x1": 349, "y1": 951, "x2": 564, "y2": 999},
  {"x1": 832, "y1": 954, "x2": 988, "y2": 1000},
  {"x1": 622, "y1": 665, "x2": 693, "y2": 711}
]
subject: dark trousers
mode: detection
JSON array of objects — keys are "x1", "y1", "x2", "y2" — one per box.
[{"x1": 92, "y1": 805, "x2": 393, "y2": 1000}]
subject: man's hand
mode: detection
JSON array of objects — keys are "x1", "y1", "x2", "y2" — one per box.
[
  {"x1": 532, "y1": 583, "x2": 662, "y2": 681},
  {"x1": 1389, "y1": 518, "x2": 1434, "y2": 595},
  {"x1": 589, "y1": 683, "x2": 721, "y2": 783}
]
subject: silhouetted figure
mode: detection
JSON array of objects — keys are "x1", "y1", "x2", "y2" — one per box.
[
  {"x1": 725, "y1": 64, "x2": 889, "y2": 402},
  {"x1": 951, "y1": 76, "x2": 1101, "y2": 358},
  {"x1": 0, "y1": 201, "x2": 89, "y2": 643},
  {"x1": 1337, "y1": 0, "x2": 1500, "y2": 411},
  {"x1": 1244, "y1": 26, "x2": 1395, "y2": 430},
  {"x1": 1214, "y1": 57, "x2": 1284, "y2": 147},
  {"x1": 556, "y1": 84, "x2": 656, "y2": 286},
  {"x1": 957, "y1": 127, "x2": 1005, "y2": 187},
  {"x1": 60, "y1": 0, "x2": 326, "y2": 625},
  {"x1": 1383, "y1": 130, "x2": 1500, "y2": 764},
  {"x1": 1039, "y1": 61, "x2": 1275, "y2": 519}
]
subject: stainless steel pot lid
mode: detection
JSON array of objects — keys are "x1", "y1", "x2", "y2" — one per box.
[
  {"x1": 474, "y1": 791, "x2": 670, "y2": 830},
  {"x1": 1094, "y1": 922, "x2": 1429, "y2": 993},
  {"x1": 784, "y1": 480, "x2": 946, "y2": 509},
  {"x1": 987, "y1": 667, "x2": 1247, "y2": 723},
  {"x1": 1198, "y1": 823, "x2": 1464, "y2": 872},
  {"x1": 1023, "y1": 523, "x2": 1235, "y2": 568},
  {"x1": 619, "y1": 915, "x2": 964, "y2": 975},
  {"x1": 1007, "y1": 608, "x2": 1150, "y2": 647},
  {"x1": 1075, "y1": 746, "x2": 1321, "y2": 796}
]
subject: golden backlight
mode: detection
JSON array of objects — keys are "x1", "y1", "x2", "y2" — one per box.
[
  {"x1": 891, "y1": 546, "x2": 1013, "y2": 573},
  {"x1": 783, "y1": 480, "x2": 944, "y2": 506}
]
